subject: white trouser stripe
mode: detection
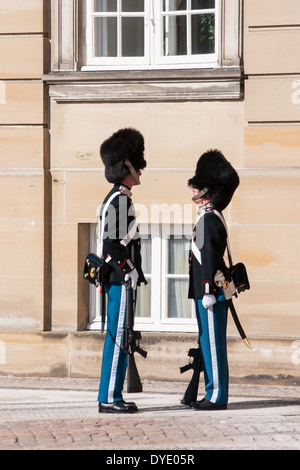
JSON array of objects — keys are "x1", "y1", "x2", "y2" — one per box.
[
  {"x1": 107, "y1": 285, "x2": 126, "y2": 403},
  {"x1": 207, "y1": 306, "x2": 219, "y2": 403}
]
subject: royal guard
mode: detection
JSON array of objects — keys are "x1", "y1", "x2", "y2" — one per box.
[
  {"x1": 97, "y1": 128, "x2": 147, "y2": 413},
  {"x1": 188, "y1": 149, "x2": 239, "y2": 410}
]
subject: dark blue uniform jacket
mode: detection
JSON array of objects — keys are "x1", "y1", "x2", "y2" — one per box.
[
  {"x1": 100, "y1": 185, "x2": 146, "y2": 285},
  {"x1": 188, "y1": 207, "x2": 228, "y2": 299}
]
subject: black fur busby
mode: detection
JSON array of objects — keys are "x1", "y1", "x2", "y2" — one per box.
[
  {"x1": 188, "y1": 149, "x2": 239, "y2": 211},
  {"x1": 100, "y1": 128, "x2": 146, "y2": 184}
]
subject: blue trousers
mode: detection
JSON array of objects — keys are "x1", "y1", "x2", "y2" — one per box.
[
  {"x1": 195, "y1": 294, "x2": 229, "y2": 405},
  {"x1": 98, "y1": 283, "x2": 128, "y2": 403}
]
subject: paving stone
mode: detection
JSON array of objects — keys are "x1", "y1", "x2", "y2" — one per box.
[{"x1": 0, "y1": 378, "x2": 299, "y2": 450}]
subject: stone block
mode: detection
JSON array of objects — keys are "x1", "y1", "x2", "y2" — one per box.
[
  {"x1": 0, "y1": 0, "x2": 45, "y2": 34},
  {"x1": 0, "y1": 82, "x2": 44, "y2": 125},
  {"x1": 245, "y1": 78, "x2": 300, "y2": 123},
  {"x1": 0, "y1": 36, "x2": 46, "y2": 79},
  {"x1": 245, "y1": 0, "x2": 300, "y2": 27},
  {"x1": 0, "y1": 332, "x2": 69, "y2": 377},
  {"x1": 245, "y1": 126, "x2": 300, "y2": 168},
  {"x1": 245, "y1": 29, "x2": 300, "y2": 75},
  {"x1": 0, "y1": 127, "x2": 45, "y2": 169}
]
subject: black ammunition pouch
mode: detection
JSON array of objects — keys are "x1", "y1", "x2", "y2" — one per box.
[
  {"x1": 229, "y1": 262, "x2": 250, "y2": 294},
  {"x1": 83, "y1": 253, "x2": 111, "y2": 287}
]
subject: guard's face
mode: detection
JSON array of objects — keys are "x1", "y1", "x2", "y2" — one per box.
[
  {"x1": 192, "y1": 187, "x2": 202, "y2": 204},
  {"x1": 191, "y1": 187, "x2": 210, "y2": 205},
  {"x1": 121, "y1": 170, "x2": 142, "y2": 188}
]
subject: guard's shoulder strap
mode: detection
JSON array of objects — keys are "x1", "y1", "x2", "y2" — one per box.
[
  {"x1": 191, "y1": 211, "x2": 205, "y2": 265},
  {"x1": 191, "y1": 209, "x2": 233, "y2": 267},
  {"x1": 98, "y1": 189, "x2": 138, "y2": 260},
  {"x1": 98, "y1": 190, "x2": 121, "y2": 260},
  {"x1": 213, "y1": 210, "x2": 233, "y2": 267}
]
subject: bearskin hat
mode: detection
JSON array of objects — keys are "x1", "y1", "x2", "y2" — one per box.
[
  {"x1": 188, "y1": 149, "x2": 239, "y2": 211},
  {"x1": 100, "y1": 128, "x2": 146, "y2": 184}
]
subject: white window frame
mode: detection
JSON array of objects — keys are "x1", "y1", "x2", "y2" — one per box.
[
  {"x1": 136, "y1": 225, "x2": 197, "y2": 332},
  {"x1": 83, "y1": 0, "x2": 220, "y2": 71},
  {"x1": 87, "y1": 223, "x2": 197, "y2": 333},
  {"x1": 160, "y1": 236, "x2": 192, "y2": 320},
  {"x1": 85, "y1": 0, "x2": 151, "y2": 68},
  {"x1": 154, "y1": 0, "x2": 219, "y2": 68}
]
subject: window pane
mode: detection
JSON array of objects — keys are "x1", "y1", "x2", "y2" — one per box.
[
  {"x1": 192, "y1": 14, "x2": 215, "y2": 54},
  {"x1": 94, "y1": 0, "x2": 117, "y2": 12},
  {"x1": 122, "y1": 0, "x2": 144, "y2": 12},
  {"x1": 167, "y1": 279, "x2": 190, "y2": 318},
  {"x1": 168, "y1": 238, "x2": 189, "y2": 274},
  {"x1": 135, "y1": 279, "x2": 151, "y2": 318},
  {"x1": 164, "y1": 0, "x2": 187, "y2": 11},
  {"x1": 163, "y1": 15, "x2": 187, "y2": 56},
  {"x1": 122, "y1": 17, "x2": 144, "y2": 56},
  {"x1": 94, "y1": 17, "x2": 117, "y2": 57},
  {"x1": 140, "y1": 237, "x2": 151, "y2": 273},
  {"x1": 192, "y1": 0, "x2": 215, "y2": 8},
  {"x1": 136, "y1": 237, "x2": 151, "y2": 318}
]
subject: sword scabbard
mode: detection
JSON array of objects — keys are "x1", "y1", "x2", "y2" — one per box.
[
  {"x1": 227, "y1": 299, "x2": 252, "y2": 350},
  {"x1": 243, "y1": 337, "x2": 252, "y2": 350}
]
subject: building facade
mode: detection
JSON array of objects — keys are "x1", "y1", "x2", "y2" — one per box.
[{"x1": 0, "y1": 0, "x2": 299, "y2": 383}]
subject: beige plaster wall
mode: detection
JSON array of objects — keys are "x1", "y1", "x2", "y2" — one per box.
[
  {"x1": 241, "y1": 0, "x2": 300, "y2": 339},
  {"x1": 0, "y1": 0, "x2": 298, "y2": 380},
  {"x1": 0, "y1": 0, "x2": 48, "y2": 331},
  {"x1": 50, "y1": 99, "x2": 245, "y2": 330},
  {"x1": 0, "y1": 0, "x2": 46, "y2": 34},
  {"x1": 0, "y1": 0, "x2": 299, "y2": 347},
  {"x1": 49, "y1": 78, "x2": 300, "y2": 337},
  {"x1": 50, "y1": 101, "x2": 244, "y2": 172}
]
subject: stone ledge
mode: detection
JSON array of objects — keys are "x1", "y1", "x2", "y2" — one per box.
[
  {"x1": 0, "y1": 331, "x2": 299, "y2": 385},
  {"x1": 43, "y1": 68, "x2": 243, "y2": 102},
  {"x1": 43, "y1": 68, "x2": 243, "y2": 82}
]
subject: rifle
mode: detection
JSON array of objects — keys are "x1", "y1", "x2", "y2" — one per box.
[
  {"x1": 180, "y1": 347, "x2": 203, "y2": 406},
  {"x1": 122, "y1": 279, "x2": 147, "y2": 393}
]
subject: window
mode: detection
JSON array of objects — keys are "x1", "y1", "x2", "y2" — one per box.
[
  {"x1": 50, "y1": 1, "x2": 242, "y2": 101},
  {"x1": 162, "y1": 236, "x2": 192, "y2": 319},
  {"x1": 88, "y1": 224, "x2": 197, "y2": 332},
  {"x1": 159, "y1": 0, "x2": 217, "y2": 66},
  {"x1": 84, "y1": 0, "x2": 219, "y2": 70},
  {"x1": 135, "y1": 228, "x2": 197, "y2": 332},
  {"x1": 87, "y1": 0, "x2": 148, "y2": 67}
]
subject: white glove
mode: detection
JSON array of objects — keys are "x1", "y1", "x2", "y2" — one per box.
[
  {"x1": 125, "y1": 268, "x2": 138, "y2": 290},
  {"x1": 202, "y1": 294, "x2": 216, "y2": 309}
]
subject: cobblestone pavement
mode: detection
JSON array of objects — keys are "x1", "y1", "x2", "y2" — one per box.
[{"x1": 0, "y1": 377, "x2": 299, "y2": 451}]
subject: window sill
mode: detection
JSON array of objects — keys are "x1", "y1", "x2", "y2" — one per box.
[{"x1": 43, "y1": 67, "x2": 243, "y2": 102}]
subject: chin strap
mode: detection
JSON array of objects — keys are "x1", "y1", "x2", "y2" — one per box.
[
  {"x1": 124, "y1": 160, "x2": 141, "y2": 185},
  {"x1": 191, "y1": 186, "x2": 209, "y2": 203}
]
